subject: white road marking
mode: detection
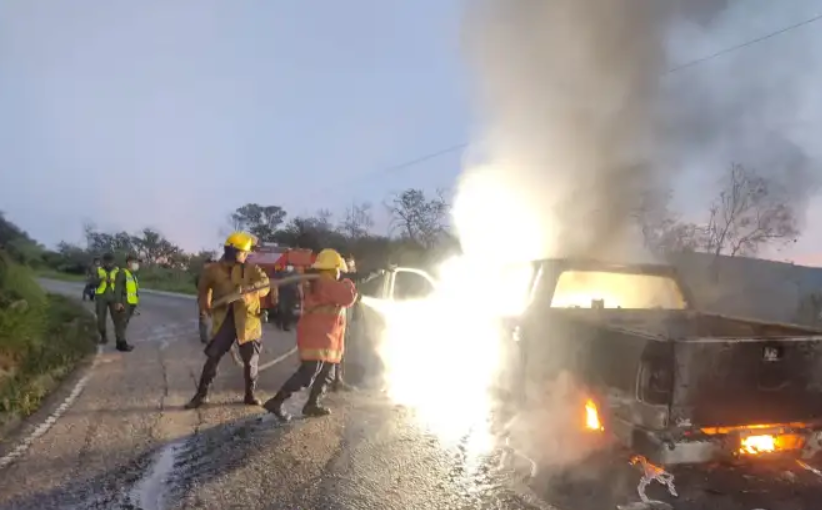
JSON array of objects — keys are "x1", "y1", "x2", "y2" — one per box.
[{"x1": 0, "y1": 345, "x2": 103, "y2": 470}]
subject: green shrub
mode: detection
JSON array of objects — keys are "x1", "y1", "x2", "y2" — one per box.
[
  {"x1": 0, "y1": 253, "x2": 47, "y2": 361},
  {"x1": 0, "y1": 294, "x2": 95, "y2": 418},
  {"x1": 0, "y1": 251, "x2": 96, "y2": 421}
]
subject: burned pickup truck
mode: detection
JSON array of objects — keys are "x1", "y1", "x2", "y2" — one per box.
[
  {"x1": 508, "y1": 258, "x2": 822, "y2": 466},
  {"x1": 345, "y1": 258, "x2": 822, "y2": 467}
]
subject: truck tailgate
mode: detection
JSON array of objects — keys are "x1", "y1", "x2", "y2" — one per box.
[{"x1": 671, "y1": 337, "x2": 822, "y2": 428}]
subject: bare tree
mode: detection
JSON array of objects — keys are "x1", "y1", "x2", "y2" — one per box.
[
  {"x1": 385, "y1": 188, "x2": 449, "y2": 249},
  {"x1": 634, "y1": 189, "x2": 703, "y2": 257},
  {"x1": 339, "y1": 202, "x2": 375, "y2": 240},
  {"x1": 704, "y1": 163, "x2": 798, "y2": 257}
]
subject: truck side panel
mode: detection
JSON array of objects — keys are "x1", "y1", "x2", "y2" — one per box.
[{"x1": 671, "y1": 337, "x2": 822, "y2": 428}]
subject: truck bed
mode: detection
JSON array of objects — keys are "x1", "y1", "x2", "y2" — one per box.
[
  {"x1": 555, "y1": 309, "x2": 822, "y2": 340},
  {"x1": 551, "y1": 309, "x2": 822, "y2": 428}
]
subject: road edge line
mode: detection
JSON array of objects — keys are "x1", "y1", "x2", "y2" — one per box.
[{"x1": 0, "y1": 345, "x2": 103, "y2": 470}]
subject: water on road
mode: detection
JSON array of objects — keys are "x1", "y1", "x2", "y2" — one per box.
[{"x1": 1, "y1": 280, "x2": 821, "y2": 509}]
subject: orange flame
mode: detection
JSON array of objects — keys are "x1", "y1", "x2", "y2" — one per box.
[
  {"x1": 740, "y1": 435, "x2": 776, "y2": 454},
  {"x1": 738, "y1": 433, "x2": 802, "y2": 455},
  {"x1": 585, "y1": 399, "x2": 604, "y2": 431}
]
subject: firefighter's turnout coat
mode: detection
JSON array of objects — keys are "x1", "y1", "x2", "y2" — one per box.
[{"x1": 297, "y1": 277, "x2": 357, "y2": 363}]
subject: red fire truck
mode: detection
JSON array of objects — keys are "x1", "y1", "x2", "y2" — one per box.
[{"x1": 246, "y1": 243, "x2": 317, "y2": 318}]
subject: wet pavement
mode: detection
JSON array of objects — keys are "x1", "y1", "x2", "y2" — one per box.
[
  {"x1": 0, "y1": 281, "x2": 546, "y2": 510},
  {"x1": 1, "y1": 280, "x2": 821, "y2": 509}
]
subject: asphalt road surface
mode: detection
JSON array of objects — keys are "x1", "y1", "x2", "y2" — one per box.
[{"x1": 0, "y1": 280, "x2": 821, "y2": 509}]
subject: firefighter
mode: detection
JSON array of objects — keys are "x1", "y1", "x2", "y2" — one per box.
[
  {"x1": 185, "y1": 232, "x2": 270, "y2": 409},
  {"x1": 112, "y1": 254, "x2": 140, "y2": 348},
  {"x1": 195, "y1": 257, "x2": 215, "y2": 344},
  {"x1": 94, "y1": 253, "x2": 134, "y2": 352},
  {"x1": 263, "y1": 248, "x2": 357, "y2": 421}
]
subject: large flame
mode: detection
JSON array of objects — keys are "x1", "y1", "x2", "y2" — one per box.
[{"x1": 361, "y1": 256, "x2": 535, "y2": 459}]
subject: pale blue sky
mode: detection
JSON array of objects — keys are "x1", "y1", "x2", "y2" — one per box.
[
  {"x1": 0, "y1": 0, "x2": 469, "y2": 250},
  {"x1": 1, "y1": 1, "x2": 821, "y2": 263}
]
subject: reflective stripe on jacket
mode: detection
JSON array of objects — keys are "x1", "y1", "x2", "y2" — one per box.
[
  {"x1": 124, "y1": 269, "x2": 139, "y2": 305},
  {"x1": 198, "y1": 261, "x2": 270, "y2": 345},
  {"x1": 96, "y1": 267, "x2": 117, "y2": 294},
  {"x1": 297, "y1": 278, "x2": 358, "y2": 363}
]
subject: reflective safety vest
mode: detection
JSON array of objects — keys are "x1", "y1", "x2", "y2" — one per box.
[
  {"x1": 124, "y1": 269, "x2": 140, "y2": 305},
  {"x1": 96, "y1": 267, "x2": 117, "y2": 294}
]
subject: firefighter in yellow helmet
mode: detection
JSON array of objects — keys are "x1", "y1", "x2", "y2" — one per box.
[
  {"x1": 263, "y1": 248, "x2": 358, "y2": 421},
  {"x1": 185, "y1": 232, "x2": 271, "y2": 409}
]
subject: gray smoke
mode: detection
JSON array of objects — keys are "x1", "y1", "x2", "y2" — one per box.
[
  {"x1": 457, "y1": 0, "x2": 675, "y2": 261},
  {"x1": 456, "y1": 0, "x2": 820, "y2": 263},
  {"x1": 661, "y1": 1, "x2": 821, "y2": 219}
]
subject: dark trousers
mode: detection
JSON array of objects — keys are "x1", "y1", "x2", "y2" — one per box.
[
  {"x1": 333, "y1": 360, "x2": 343, "y2": 383},
  {"x1": 196, "y1": 313, "x2": 261, "y2": 396},
  {"x1": 276, "y1": 300, "x2": 296, "y2": 331},
  {"x1": 121, "y1": 304, "x2": 136, "y2": 335},
  {"x1": 95, "y1": 298, "x2": 132, "y2": 344},
  {"x1": 196, "y1": 300, "x2": 210, "y2": 343},
  {"x1": 278, "y1": 360, "x2": 334, "y2": 405}
]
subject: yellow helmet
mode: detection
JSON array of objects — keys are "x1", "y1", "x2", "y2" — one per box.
[
  {"x1": 224, "y1": 231, "x2": 256, "y2": 252},
  {"x1": 312, "y1": 248, "x2": 348, "y2": 271}
]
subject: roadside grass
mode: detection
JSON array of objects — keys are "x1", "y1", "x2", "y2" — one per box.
[
  {"x1": 36, "y1": 267, "x2": 196, "y2": 295},
  {"x1": 1, "y1": 257, "x2": 97, "y2": 431}
]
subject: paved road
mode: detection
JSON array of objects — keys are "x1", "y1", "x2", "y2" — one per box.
[
  {"x1": 1, "y1": 280, "x2": 821, "y2": 509},
  {"x1": 0, "y1": 281, "x2": 548, "y2": 510}
]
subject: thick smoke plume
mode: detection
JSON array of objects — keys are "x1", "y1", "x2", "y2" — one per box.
[
  {"x1": 455, "y1": 0, "x2": 821, "y2": 264},
  {"x1": 455, "y1": 0, "x2": 674, "y2": 263},
  {"x1": 661, "y1": 1, "x2": 821, "y2": 221}
]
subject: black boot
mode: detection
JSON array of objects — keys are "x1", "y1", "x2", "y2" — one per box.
[
  {"x1": 331, "y1": 379, "x2": 356, "y2": 393},
  {"x1": 303, "y1": 383, "x2": 331, "y2": 417},
  {"x1": 116, "y1": 341, "x2": 134, "y2": 352},
  {"x1": 263, "y1": 391, "x2": 292, "y2": 422},
  {"x1": 243, "y1": 358, "x2": 261, "y2": 406},
  {"x1": 244, "y1": 381, "x2": 261, "y2": 406},
  {"x1": 185, "y1": 360, "x2": 216, "y2": 409}
]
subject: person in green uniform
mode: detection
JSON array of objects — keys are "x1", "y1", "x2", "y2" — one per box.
[
  {"x1": 93, "y1": 252, "x2": 134, "y2": 352},
  {"x1": 112, "y1": 254, "x2": 140, "y2": 351}
]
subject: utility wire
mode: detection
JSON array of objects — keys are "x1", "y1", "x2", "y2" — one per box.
[
  {"x1": 329, "y1": 11, "x2": 822, "y2": 188},
  {"x1": 664, "y1": 12, "x2": 822, "y2": 75}
]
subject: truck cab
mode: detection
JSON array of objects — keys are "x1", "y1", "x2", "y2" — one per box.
[
  {"x1": 343, "y1": 267, "x2": 438, "y2": 386},
  {"x1": 510, "y1": 258, "x2": 822, "y2": 466}
]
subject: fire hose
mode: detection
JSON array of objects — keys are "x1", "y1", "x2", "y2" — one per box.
[{"x1": 203, "y1": 274, "x2": 319, "y2": 368}]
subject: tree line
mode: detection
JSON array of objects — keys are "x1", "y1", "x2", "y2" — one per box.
[
  {"x1": 0, "y1": 165, "x2": 802, "y2": 281},
  {"x1": 0, "y1": 188, "x2": 455, "y2": 277}
]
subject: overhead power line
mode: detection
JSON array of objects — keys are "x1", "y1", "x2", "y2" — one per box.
[
  {"x1": 342, "y1": 11, "x2": 822, "y2": 185},
  {"x1": 664, "y1": 12, "x2": 822, "y2": 74}
]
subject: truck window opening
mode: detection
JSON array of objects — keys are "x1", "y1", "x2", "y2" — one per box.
[
  {"x1": 393, "y1": 271, "x2": 436, "y2": 300},
  {"x1": 550, "y1": 270, "x2": 687, "y2": 310}
]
